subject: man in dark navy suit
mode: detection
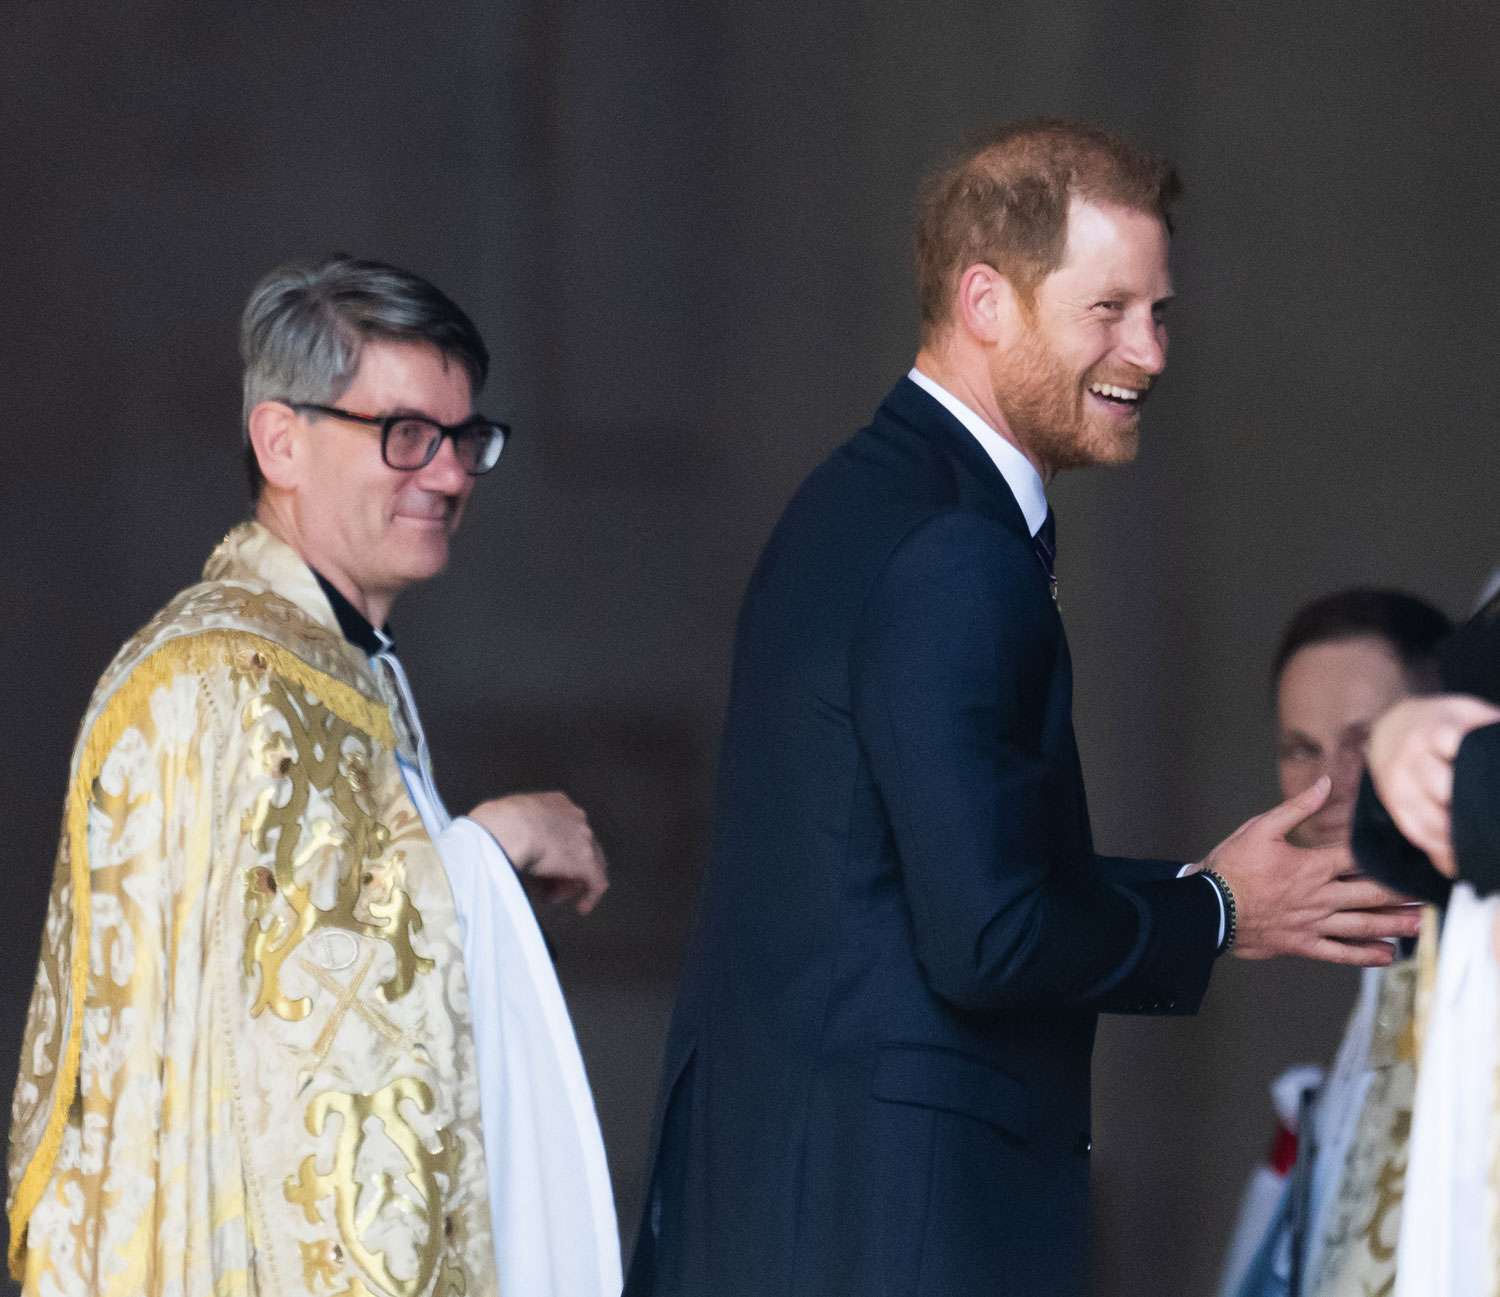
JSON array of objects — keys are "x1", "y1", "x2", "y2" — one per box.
[{"x1": 627, "y1": 120, "x2": 1421, "y2": 1297}]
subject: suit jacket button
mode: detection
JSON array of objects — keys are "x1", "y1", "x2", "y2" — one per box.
[{"x1": 1075, "y1": 1134, "x2": 1092, "y2": 1155}]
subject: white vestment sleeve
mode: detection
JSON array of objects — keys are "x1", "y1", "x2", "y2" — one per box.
[
  {"x1": 438, "y1": 816, "x2": 623, "y2": 1297},
  {"x1": 1396, "y1": 884, "x2": 1499, "y2": 1297}
]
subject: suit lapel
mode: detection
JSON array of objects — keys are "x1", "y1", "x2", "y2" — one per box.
[{"x1": 878, "y1": 377, "x2": 1035, "y2": 541}]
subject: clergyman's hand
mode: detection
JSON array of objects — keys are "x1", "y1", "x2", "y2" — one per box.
[
  {"x1": 467, "y1": 791, "x2": 610, "y2": 915},
  {"x1": 1366, "y1": 694, "x2": 1500, "y2": 878},
  {"x1": 1199, "y1": 775, "x2": 1421, "y2": 966}
]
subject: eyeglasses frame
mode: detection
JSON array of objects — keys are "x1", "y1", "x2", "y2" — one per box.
[{"x1": 285, "y1": 401, "x2": 512, "y2": 476}]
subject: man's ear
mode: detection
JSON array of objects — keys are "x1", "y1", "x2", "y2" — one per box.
[
  {"x1": 246, "y1": 401, "x2": 300, "y2": 492},
  {"x1": 954, "y1": 262, "x2": 1028, "y2": 346}
]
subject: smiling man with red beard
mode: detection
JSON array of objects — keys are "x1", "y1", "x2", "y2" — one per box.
[{"x1": 625, "y1": 121, "x2": 1421, "y2": 1297}]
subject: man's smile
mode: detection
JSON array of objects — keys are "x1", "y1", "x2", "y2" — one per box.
[
  {"x1": 393, "y1": 494, "x2": 457, "y2": 528},
  {"x1": 1086, "y1": 379, "x2": 1150, "y2": 415}
]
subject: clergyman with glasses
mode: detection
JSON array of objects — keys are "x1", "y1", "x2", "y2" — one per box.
[{"x1": 5, "y1": 256, "x2": 622, "y2": 1297}]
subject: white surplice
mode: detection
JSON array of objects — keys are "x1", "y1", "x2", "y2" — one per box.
[{"x1": 376, "y1": 645, "x2": 622, "y2": 1297}]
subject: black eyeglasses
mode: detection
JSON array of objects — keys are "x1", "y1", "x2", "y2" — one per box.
[{"x1": 287, "y1": 402, "x2": 511, "y2": 475}]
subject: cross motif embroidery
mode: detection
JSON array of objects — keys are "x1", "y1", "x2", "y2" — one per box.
[{"x1": 296, "y1": 948, "x2": 413, "y2": 1080}]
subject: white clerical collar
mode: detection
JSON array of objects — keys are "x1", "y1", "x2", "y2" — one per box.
[{"x1": 906, "y1": 367, "x2": 1049, "y2": 538}]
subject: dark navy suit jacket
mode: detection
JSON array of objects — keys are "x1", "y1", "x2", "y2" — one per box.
[{"x1": 626, "y1": 378, "x2": 1220, "y2": 1297}]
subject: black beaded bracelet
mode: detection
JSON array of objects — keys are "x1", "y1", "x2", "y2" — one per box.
[{"x1": 1202, "y1": 868, "x2": 1238, "y2": 954}]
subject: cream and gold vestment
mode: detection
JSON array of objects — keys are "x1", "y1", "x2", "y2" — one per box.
[
  {"x1": 1302, "y1": 958, "x2": 1418, "y2": 1297},
  {"x1": 7, "y1": 524, "x2": 498, "y2": 1295}
]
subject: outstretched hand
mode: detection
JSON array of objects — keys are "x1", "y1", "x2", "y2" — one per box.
[
  {"x1": 1366, "y1": 694, "x2": 1500, "y2": 878},
  {"x1": 467, "y1": 791, "x2": 610, "y2": 914},
  {"x1": 1199, "y1": 775, "x2": 1421, "y2": 966}
]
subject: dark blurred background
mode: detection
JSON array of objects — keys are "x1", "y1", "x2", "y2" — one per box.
[{"x1": 3, "y1": 3, "x2": 1498, "y2": 1292}]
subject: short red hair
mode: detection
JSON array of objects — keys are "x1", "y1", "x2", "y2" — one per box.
[{"x1": 914, "y1": 118, "x2": 1180, "y2": 337}]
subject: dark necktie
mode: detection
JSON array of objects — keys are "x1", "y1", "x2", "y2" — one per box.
[{"x1": 1033, "y1": 510, "x2": 1058, "y2": 604}]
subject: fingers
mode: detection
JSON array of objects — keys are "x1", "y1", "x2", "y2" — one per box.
[
  {"x1": 1428, "y1": 846, "x2": 1459, "y2": 880},
  {"x1": 1368, "y1": 697, "x2": 1500, "y2": 859},
  {"x1": 478, "y1": 790, "x2": 609, "y2": 913},
  {"x1": 573, "y1": 846, "x2": 611, "y2": 915},
  {"x1": 1256, "y1": 774, "x2": 1332, "y2": 838},
  {"x1": 1318, "y1": 908, "x2": 1422, "y2": 943},
  {"x1": 1390, "y1": 808, "x2": 1453, "y2": 866},
  {"x1": 1430, "y1": 697, "x2": 1500, "y2": 756},
  {"x1": 1303, "y1": 938, "x2": 1397, "y2": 968},
  {"x1": 1321, "y1": 877, "x2": 1421, "y2": 910},
  {"x1": 1383, "y1": 753, "x2": 1455, "y2": 862},
  {"x1": 526, "y1": 805, "x2": 609, "y2": 914}
]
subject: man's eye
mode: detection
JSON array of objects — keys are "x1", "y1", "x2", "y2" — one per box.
[{"x1": 1093, "y1": 301, "x2": 1123, "y2": 313}]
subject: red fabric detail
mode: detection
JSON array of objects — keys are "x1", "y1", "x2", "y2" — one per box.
[{"x1": 1267, "y1": 1122, "x2": 1298, "y2": 1177}]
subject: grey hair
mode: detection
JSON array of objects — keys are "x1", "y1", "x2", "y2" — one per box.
[{"x1": 239, "y1": 255, "x2": 489, "y2": 499}]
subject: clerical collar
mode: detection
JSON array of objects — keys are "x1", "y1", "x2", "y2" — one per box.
[{"x1": 312, "y1": 570, "x2": 392, "y2": 657}]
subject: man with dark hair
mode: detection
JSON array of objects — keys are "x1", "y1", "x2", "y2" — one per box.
[
  {"x1": 6, "y1": 256, "x2": 621, "y2": 1297},
  {"x1": 624, "y1": 120, "x2": 1421, "y2": 1297},
  {"x1": 1272, "y1": 589, "x2": 1450, "y2": 855},
  {"x1": 1224, "y1": 589, "x2": 1449, "y2": 1297}
]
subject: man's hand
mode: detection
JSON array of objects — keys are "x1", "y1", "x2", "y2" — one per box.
[
  {"x1": 1200, "y1": 775, "x2": 1422, "y2": 965},
  {"x1": 467, "y1": 791, "x2": 609, "y2": 915},
  {"x1": 1367, "y1": 694, "x2": 1500, "y2": 878}
]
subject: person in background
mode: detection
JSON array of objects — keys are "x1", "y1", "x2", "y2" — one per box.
[{"x1": 1225, "y1": 588, "x2": 1451, "y2": 1297}]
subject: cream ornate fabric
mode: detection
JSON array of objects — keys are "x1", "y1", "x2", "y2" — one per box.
[
  {"x1": 7, "y1": 522, "x2": 495, "y2": 1296},
  {"x1": 1303, "y1": 958, "x2": 1418, "y2": 1297}
]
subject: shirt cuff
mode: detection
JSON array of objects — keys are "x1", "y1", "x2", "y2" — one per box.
[{"x1": 1176, "y1": 863, "x2": 1227, "y2": 949}]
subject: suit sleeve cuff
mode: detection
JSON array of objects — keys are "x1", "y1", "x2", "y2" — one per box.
[{"x1": 1175, "y1": 864, "x2": 1226, "y2": 950}]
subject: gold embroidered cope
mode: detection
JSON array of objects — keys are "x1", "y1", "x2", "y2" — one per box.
[{"x1": 7, "y1": 522, "x2": 495, "y2": 1296}]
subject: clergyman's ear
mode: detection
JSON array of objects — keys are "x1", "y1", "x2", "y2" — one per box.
[{"x1": 247, "y1": 401, "x2": 300, "y2": 492}]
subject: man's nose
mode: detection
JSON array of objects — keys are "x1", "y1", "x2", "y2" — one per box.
[
  {"x1": 1328, "y1": 747, "x2": 1364, "y2": 801},
  {"x1": 416, "y1": 433, "x2": 468, "y2": 490},
  {"x1": 1119, "y1": 314, "x2": 1167, "y2": 377}
]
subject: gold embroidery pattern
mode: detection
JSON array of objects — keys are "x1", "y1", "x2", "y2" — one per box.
[
  {"x1": 302, "y1": 1238, "x2": 345, "y2": 1289},
  {"x1": 1309, "y1": 962, "x2": 1419, "y2": 1296},
  {"x1": 295, "y1": 954, "x2": 418, "y2": 1074},
  {"x1": 242, "y1": 676, "x2": 431, "y2": 1021},
  {"x1": 1360, "y1": 1117, "x2": 1409, "y2": 1270},
  {"x1": 8, "y1": 522, "x2": 494, "y2": 1291},
  {"x1": 285, "y1": 1078, "x2": 463, "y2": 1297}
]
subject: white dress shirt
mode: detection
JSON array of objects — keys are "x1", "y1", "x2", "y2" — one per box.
[{"x1": 907, "y1": 366, "x2": 1048, "y2": 536}]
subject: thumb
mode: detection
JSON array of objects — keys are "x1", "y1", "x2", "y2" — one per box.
[{"x1": 1258, "y1": 774, "x2": 1331, "y2": 838}]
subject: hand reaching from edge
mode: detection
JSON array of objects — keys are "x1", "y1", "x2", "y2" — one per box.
[
  {"x1": 1366, "y1": 694, "x2": 1500, "y2": 878},
  {"x1": 467, "y1": 791, "x2": 610, "y2": 915},
  {"x1": 1199, "y1": 775, "x2": 1421, "y2": 966}
]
